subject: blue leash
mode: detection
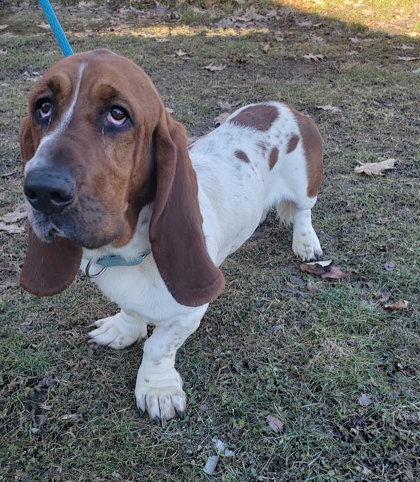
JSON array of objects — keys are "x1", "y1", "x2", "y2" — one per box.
[{"x1": 38, "y1": 0, "x2": 73, "y2": 57}]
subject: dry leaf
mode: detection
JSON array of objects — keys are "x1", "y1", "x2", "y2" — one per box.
[
  {"x1": 300, "y1": 260, "x2": 346, "y2": 280},
  {"x1": 358, "y1": 393, "x2": 373, "y2": 407},
  {"x1": 203, "y1": 63, "x2": 226, "y2": 72},
  {"x1": 354, "y1": 159, "x2": 396, "y2": 176},
  {"x1": 0, "y1": 205, "x2": 27, "y2": 234},
  {"x1": 203, "y1": 455, "x2": 219, "y2": 475},
  {"x1": 375, "y1": 289, "x2": 391, "y2": 304},
  {"x1": 396, "y1": 44, "x2": 414, "y2": 50},
  {"x1": 383, "y1": 261, "x2": 396, "y2": 271},
  {"x1": 316, "y1": 104, "x2": 342, "y2": 113},
  {"x1": 0, "y1": 221, "x2": 25, "y2": 234},
  {"x1": 297, "y1": 20, "x2": 313, "y2": 28},
  {"x1": 214, "y1": 112, "x2": 229, "y2": 127},
  {"x1": 267, "y1": 414, "x2": 284, "y2": 433},
  {"x1": 0, "y1": 207, "x2": 27, "y2": 224},
  {"x1": 260, "y1": 43, "x2": 271, "y2": 53},
  {"x1": 303, "y1": 53, "x2": 325, "y2": 61},
  {"x1": 384, "y1": 300, "x2": 409, "y2": 311},
  {"x1": 217, "y1": 100, "x2": 240, "y2": 110},
  {"x1": 173, "y1": 49, "x2": 189, "y2": 58},
  {"x1": 398, "y1": 56, "x2": 418, "y2": 61}
]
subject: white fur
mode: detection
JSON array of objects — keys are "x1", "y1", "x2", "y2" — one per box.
[{"x1": 83, "y1": 101, "x2": 322, "y2": 425}]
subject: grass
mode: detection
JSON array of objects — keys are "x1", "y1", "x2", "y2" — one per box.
[{"x1": 1, "y1": 1, "x2": 419, "y2": 481}]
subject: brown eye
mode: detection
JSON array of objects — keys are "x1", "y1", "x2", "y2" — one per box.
[
  {"x1": 35, "y1": 98, "x2": 53, "y2": 121},
  {"x1": 107, "y1": 106, "x2": 128, "y2": 126}
]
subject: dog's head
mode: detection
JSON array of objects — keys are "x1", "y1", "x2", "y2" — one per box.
[{"x1": 20, "y1": 49, "x2": 224, "y2": 306}]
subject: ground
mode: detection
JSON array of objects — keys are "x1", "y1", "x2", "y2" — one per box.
[{"x1": 0, "y1": 1, "x2": 419, "y2": 481}]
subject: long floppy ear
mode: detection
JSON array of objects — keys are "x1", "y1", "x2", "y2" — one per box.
[
  {"x1": 19, "y1": 117, "x2": 83, "y2": 296},
  {"x1": 150, "y1": 111, "x2": 225, "y2": 307},
  {"x1": 20, "y1": 226, "x2": 82, "y2": 296}
]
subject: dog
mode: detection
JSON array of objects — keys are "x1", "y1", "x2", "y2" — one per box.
[{"x1": 19, "y1": 49, "x2": 323, "y2": 426}]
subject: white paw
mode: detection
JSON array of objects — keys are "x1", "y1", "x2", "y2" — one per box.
[
  {"x1": 135, "y1": 367, "x2": 186, "y2": 427},
  {"x1": 88, "y1": 313, "x2": 147, "y2": 349},
  {"x1": 293, "y1": 228, "x2": 323, "y2": 261}
]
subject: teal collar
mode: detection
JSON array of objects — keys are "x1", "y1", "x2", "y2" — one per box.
[{"x1": 85, "y1": 248, "x2": 151, "y2": 278}]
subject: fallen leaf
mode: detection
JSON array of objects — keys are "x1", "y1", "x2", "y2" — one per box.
[
  {"x1": 173, "y1": 49, "x2": 189, "y2": 58},
  {"x1": 354, "y1": 158, "x2": 396, "y2": 176},
  {"x1": 383, "y1": 261, "x2": 396, "y2": 271},
  {"x1": 267, "y1": 414, "x2": 284, "y2": 433},
  {"x1": 0, "y1": 221, "x2": 25, "y2": 234},
  {"x1": 233, "y1": 7, "x2": 266, "y2": 24},
  {"x1": 214, "y1": 112, "x2": 229, "y2": 127},
  {"x1": 0, "y1": 205, "x2": 27, "y2": 224},
  {"x1": 384, "y1": 300, "x2": 409, "y2": 311},
  {"x1": 290, "y1": 276, "x2": 306, "y2": 286},
  {"x1": 260, "y1": 43, "x2": 271, "y2": 53},
  {"x1": 300, "y1": 260, "x2": 346, "y2": 280},
  {"x1": 203, "y1": 62, "x2": 226, "y2": 72},
  {"x1": 217, "y1": 100, "x2": 241, "y2": 110},
  {"x1": 203, "y1": 455, "x2": 219, "y2": 475},
  {"x1": 310, "y1": 35, "x2": 325, "y2": 44},
  {"x1": 39, "y1": 375, "x2": 57, "y2": 389},
  {"x1": 297, "y1": 20, "x2": 313, "y2": 28},
  {"x1": 396, "y1": 44, "x2": 414, "y2": 50},
  {"x1": 214, "y1": 438, "x2": 235, "y2": 457},
  {"x1": 0, "y1": 205, "x2": 27, "y2": 234},
  {"x1": 375, "y1": 289, "x2": 391, "y2": 304},
  {"x1": 398, "y1": 56, "x2": 418, "y2": 61},
  {"x1": 316, "y1": 104, "x2": 342, "y2": 113},
  {"x1": 303, "y1": 53, "x2": 325, "y2": 61},
  {"x1": 358, "y1": 393, "x2": 373, "y2": 407}
]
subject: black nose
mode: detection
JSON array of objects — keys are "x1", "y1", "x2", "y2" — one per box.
[{"x1": 24, "y1": 168, "x2": 76, "y2": 214}]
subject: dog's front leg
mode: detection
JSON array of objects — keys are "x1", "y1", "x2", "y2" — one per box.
[{"x1": 135, "y1": 307, "x2": 206, "y2": 427}]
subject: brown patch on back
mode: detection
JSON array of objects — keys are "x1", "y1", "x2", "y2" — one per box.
[
  {"x1": 269, "y1": 147, "x2": 279, "y2": 170},
  {"x1": 230, "y1": 104, "x2": 278, "y2": 131},
  {"x1": 286, "y1": 135, "x2": 299, "y2": 154},
  {"x1": 235, "y1": 150, "x2": 250, "y2": 163},
  {"x1": 289, "y1": 106, "x2": 324, "y2": 198}
]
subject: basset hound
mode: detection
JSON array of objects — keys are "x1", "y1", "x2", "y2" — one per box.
[{"x1": 19, "y1": 49, "x2": 323, "y2": 426}]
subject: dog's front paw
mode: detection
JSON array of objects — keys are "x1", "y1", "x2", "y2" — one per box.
[
  {"x1": 88, "y1": 312, "x2": 147, "y2": 349},
  {"x1": 293, "y1": 228, "x2": 323, "y2": 261},
  {"x1": 135, "y1": 367, "x2": 186, "y2": 427}
]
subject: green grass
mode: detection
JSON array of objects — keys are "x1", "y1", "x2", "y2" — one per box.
[{"x1": 1, "y1": 1, "x2": 419, "y2": 481}]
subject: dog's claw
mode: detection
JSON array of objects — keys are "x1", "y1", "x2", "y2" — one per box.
[{"x1": 177, "y1": 410, "x2": 185, "y2": 420}]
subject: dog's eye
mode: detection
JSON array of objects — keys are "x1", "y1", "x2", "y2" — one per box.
[
  {"x1": 107, "y1": 106, "x2": 129, "y2": 126},
  {"x1": 35, "y1": 98, "x2": 53, "y2": 122}
]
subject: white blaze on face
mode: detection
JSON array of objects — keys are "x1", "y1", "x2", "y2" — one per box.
[{"x1": 24, "y1": 63, "x2": 87, "y2": 175}]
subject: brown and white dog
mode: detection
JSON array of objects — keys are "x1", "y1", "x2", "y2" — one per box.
[{"x1": 20, "y1": 49, "x2": 323, "y2": 426}]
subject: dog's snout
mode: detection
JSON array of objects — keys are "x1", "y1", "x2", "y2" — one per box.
[{"x1": 24, "y1": 169, "x2": 76, "y2": 214}]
